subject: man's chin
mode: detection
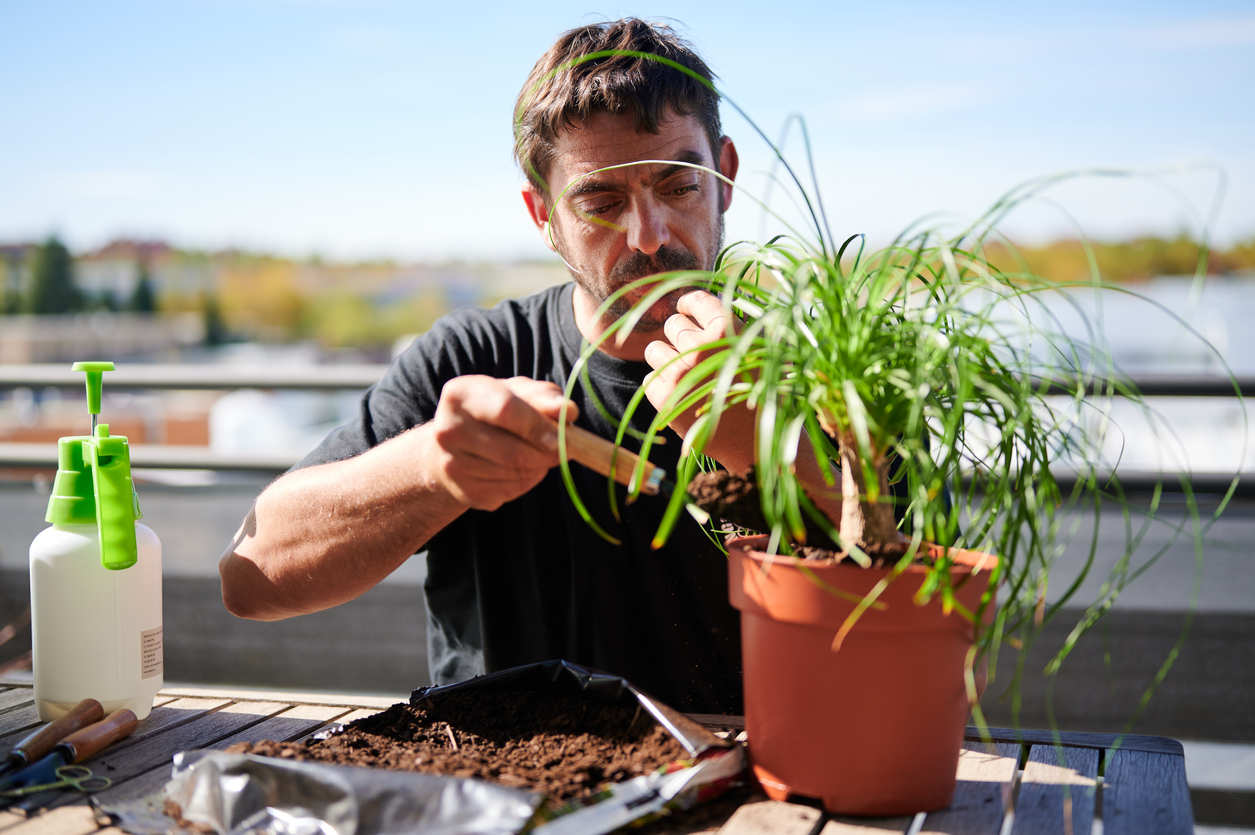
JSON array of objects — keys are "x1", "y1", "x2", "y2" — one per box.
[{"x1": 612, "y1": 290, "x2": 684, "y2": 332}]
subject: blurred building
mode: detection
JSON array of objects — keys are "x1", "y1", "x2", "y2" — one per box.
[{"x1": 0, "y1": 312, "x2": 205, "y2": 364}]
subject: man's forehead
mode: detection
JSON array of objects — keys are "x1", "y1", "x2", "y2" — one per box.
[{"x1": 550, "y1": 111, "x2": 713, "y2": 180}]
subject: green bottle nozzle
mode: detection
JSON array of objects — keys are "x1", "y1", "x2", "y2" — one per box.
[
  {"x1": 46, "y1": 362, "x2": 140, "y2": 571},
  {"x1": 71, "y1": 361, "x2": 114, "y2": 435}
]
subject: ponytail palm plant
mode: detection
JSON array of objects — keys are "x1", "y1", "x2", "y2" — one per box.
[{"x1": 559, "y1": 151, "x2": 1213, "y2": 698}]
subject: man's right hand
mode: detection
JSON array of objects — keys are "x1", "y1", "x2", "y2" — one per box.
[
  {"x1": 220, "y1": 374, "x2": 578, "y2": 621},
  {"x1": 419, "y1": 375, "x2": 579, "y2": 511}
]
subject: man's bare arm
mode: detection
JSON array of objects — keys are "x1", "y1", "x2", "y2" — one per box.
[{"x1": 219, "y1": 375, "x2": 577, "y2": 621}]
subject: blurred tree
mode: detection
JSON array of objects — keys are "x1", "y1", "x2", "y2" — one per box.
[
  {"x1": 25, "y1": 236, "x2": 78, "y2": 313},
  {"x1": 982, "y1": 234, "x2": 1255, "y2": 284},
  {"x1": 218, "y1": 256, "x2": 305, "y2": 340},
  {"x1": 128, "y1": 261, "x2": 157, "y2": 312},
  {"x1": 96, "y1": 290, "x2": 119, "y2": 311},
  {"x1": 202, "y1": 293, "x2": 228, "y2": 345},
  {"x1": 1215, "y1": 236, "x2": 1255, "y2": 273},
  {"x1": 1, "y1": 251, "x2": 22, "y2": 314}
]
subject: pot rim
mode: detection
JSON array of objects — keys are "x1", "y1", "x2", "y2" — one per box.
[{"x1": 725, "y1": 534, "x2": 999, "y2": 576}]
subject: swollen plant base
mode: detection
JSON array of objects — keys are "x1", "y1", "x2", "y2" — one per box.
[{"x1": 728, "y1": 535, "x2": 994, "y2": 816}]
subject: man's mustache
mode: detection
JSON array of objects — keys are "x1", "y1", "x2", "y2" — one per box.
[{"x1": 610, "y1": 247, "x2": 702, "y2": 282}]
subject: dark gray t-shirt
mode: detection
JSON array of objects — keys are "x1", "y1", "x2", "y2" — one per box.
[{"x1": 296, "y1": 282, "x2": 742, "y2": 714}]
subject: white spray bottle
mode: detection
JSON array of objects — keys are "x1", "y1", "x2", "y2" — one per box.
[{"x1": 29, "y1": 362, "x2": 163, "y2": 720}]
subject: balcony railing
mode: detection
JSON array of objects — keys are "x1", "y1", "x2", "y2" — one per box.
[{"x1": 1, "y1": 364, "x2": 1251, "y2": 492}]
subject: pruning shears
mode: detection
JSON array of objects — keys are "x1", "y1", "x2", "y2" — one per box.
[
  {"x1": 0, "y1": 765, "x2": 109, "y2": 798},
  {"x1": 0, "y1": 707, "x2": 138, "y2": 810}
]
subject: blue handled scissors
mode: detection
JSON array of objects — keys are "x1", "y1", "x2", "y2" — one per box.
[{"x1": 0, "y1": 765, "x2": 111, "y2": 798}]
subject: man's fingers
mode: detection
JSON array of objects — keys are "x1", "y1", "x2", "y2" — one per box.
[
  {"x1": 675, "y1": 289, "x2": 725, "y2": 321},
  {"x1": 662, "y1": 291, "x2": 738, "y2": 356},
  {"x1": 644, "y1": 340, "x2": 683, "y2": 380},
  {"x1": 443, "y1": 376, "x2": 563, "y2": 454},
  {"x1": 677, "y1": 290, "x2": 739, "y2": 333},
  {"x1": 503, "y1": 376, "x2": 580, "y2": 425}
]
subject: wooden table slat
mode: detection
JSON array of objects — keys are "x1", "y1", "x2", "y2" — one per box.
[
  {"x1": 718, "y1": 798, "x2": 823, "y2": 835},
  {"x1": 0, "y1": 805, "x2": 99, "y2": 835},
  {"x1": 0, "y1": 692, "x2": 35, "y2": 717},
  {"x1": 156, "y1": 685, "x2": 399, "y2": 710},
  {"x1": 73, "y1": 701, "x2": 288, "y2": 790},
  {"x1": 96, "y1": 703, "x2": 350, "y2": 805},
  {"x1": 1011, "y1": 744, "x2": 1098, "y2": 835},
  {"x1": 919, "y1": 742, "x2": 1019, "y2": 834},
  {"x1": 0, "y1": 708, "x2": 44, "y2": 743},
  {"x1": 965, "y1": 726, "x2": 1182, "y2": 758},
  {"x1": 822, "y1": 814, "x2": 913, "y2": 833},
  {"x1": 0, "y1": 685, "x2": 1194, "y2": 835},
  {"x1": 1103, "y1": 748, "x2": 1194, "y2": 835},
  {"x1": 293, "y1": 707, "x2": 384, "y2": 741},
  {"x1": 113, "y1": 698, "x2": 233, "y2": 751},
  {"x1": 0, "y1": 697, "x2": 181, "y2": 750}
]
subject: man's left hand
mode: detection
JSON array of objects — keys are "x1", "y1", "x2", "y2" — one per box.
[{"x1": 643, "y1": 289, "x2": 755, "y2": 472}]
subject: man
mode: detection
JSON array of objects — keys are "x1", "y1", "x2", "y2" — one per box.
[{"x1": 219, "y1": 18, "x2": 752, "y2": 713}]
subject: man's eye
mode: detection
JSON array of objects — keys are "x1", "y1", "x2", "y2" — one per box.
[
  {"x1": 581, "y1": 202, "x2": 617, "y2": 217},
  {"x1": 671, "y1": 184, "x2": 699, "y2": 197}
]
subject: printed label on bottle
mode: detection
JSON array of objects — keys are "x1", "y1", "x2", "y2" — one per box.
[{"x1": 140, "y1": 626, "x2": 163, "y2": 679}]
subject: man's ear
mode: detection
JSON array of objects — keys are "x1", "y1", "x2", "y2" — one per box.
[
  {"x1": 522, "y1": 186, "x2": 557, "y2": 253},
  {"x1": 718, "y1": 136, "x2": 739, "y2": 213}
]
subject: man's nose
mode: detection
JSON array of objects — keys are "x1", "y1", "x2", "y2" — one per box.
[{"x1": 625, "y1": 198, "x2": 671, "y2": 255}]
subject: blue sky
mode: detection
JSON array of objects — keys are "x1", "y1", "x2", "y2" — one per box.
[{"x1": 3, "y1": 0, "x2": 1253, "y2": 261}]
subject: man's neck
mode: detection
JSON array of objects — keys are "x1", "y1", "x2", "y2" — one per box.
[{"x1": 570, "y1": 283, "x2": 655, "y2": 362}]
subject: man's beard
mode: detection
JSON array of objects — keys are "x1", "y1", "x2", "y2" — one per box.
[
  {"x1": 597, "y1": 245, "x2": 703, "y2": 330},
  {"x1": 564, "y1": 215, "x2": 724, "y2": 333}
]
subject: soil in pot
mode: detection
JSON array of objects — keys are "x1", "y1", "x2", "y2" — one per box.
[{"x1": 228, "y1": 688, "x2": 689, "y2": 804}]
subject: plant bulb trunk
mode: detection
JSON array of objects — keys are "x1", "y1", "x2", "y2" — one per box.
[{"x1": 838, "y1": 438, "x2": 899, "y2": 554}]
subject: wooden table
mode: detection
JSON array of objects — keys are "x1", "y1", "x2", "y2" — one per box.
[{"x1": 0, "y1": 682, "x2": 1193, "y2": 835}]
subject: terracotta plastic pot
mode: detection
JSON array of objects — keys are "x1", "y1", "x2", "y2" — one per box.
[{"x1": 727, "y1": 536, "x2": 996, "y2": 816}]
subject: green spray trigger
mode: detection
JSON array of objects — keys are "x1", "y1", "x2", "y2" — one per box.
[
  {"x1": 85, "y1": 424, "x2": 139, "y2": 570},
  {"x1": 50, "y1": 362, "x2": 140, "y2": 571}
]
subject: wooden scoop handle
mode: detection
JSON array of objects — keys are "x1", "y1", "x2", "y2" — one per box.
[
  {"x1": 9, "y1": 699, "x2": 104, "y2": 765},
  {"x1": 558, "y1": 423, "x2": 663, "y2": 495},
  {"x1": 58, "y1": 709, "x2": 139, "y2": 763}
]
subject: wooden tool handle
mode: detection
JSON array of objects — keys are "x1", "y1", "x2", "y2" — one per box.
[
  {"x1": 558, "y1": 423, "x2": 662, "y2": 495},
  {"x1": 59, "y1": 709, "x2": 138, "y2": 763},
  {"x1": 9, "y1": 699, "x2": 104, "y2": 765}
]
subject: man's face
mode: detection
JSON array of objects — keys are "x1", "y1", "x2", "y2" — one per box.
[{"x1": 523, "y1": 110, "x2": 737, "y2": 349}]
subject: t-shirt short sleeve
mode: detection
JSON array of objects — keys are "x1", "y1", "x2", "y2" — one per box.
[{"x1": 290, "y1": 303, "x2": 524, "y2": 471}]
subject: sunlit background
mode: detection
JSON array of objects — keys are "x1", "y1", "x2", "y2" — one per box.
[
  {"x1": 3, "y1": 0, "x2": 1252, "y2": 259},
  {"x1": 1, "y1": 7, "x2": 1254, "y2": 822}
]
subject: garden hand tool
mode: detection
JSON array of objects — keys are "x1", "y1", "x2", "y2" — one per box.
[
  {"x1": 555, "y1": 422, "x2": 665, "y2": 496},
  {"x1": 0, "y1": 707, "x2": 137, "y2": 806},
  {"x1": 0, "y1": 699, "x2": 104, "y2": 781},
  {"x1": 0, "y1": 765, "x2": 110, "y2": 802}
]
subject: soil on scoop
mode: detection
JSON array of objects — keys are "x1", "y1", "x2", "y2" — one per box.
[{"x1": 228, "y1": 689, "x2": 689, "y2": 803}]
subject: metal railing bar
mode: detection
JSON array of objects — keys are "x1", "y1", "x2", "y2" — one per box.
[
  {"x1": 0, "y1": 443, "x2": 297, "y2": 473},
  {"x1": 0, "y1": 364, "x2": 390, "y2": 392},
  {"x1": 1, "y1": 365, "x2": 1251, "y2": 397},
  {"x1": 3, "y1": 441, "x2": 1252, "y2": 493}
]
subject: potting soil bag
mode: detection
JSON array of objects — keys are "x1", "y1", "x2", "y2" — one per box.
[{"x1": 100, "y1": 660, "x2": 744, "y2": 835}]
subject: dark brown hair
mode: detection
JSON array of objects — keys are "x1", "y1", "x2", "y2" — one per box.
[{"x1": 513, "y1": 18, "x2": 722, "y2": 195}]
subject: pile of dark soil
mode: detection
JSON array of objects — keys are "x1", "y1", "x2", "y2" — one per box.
[
  {"x1": 229, "y1": 689, "x2": 689, "y2": 802},
  {"x1": 691, "y1": 468, "x2": 914, "y2": 564}
]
